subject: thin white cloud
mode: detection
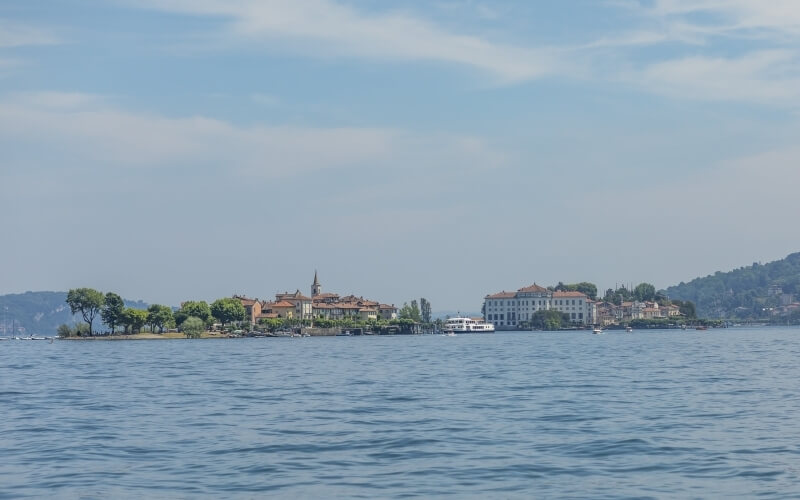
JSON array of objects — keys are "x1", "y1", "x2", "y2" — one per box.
[
  {"x1": 0, "y1": 19, "x2": 60, "y2": 48},
  {"x1": 639, "y1": 0, "x2": 800, "y2": 40},
  {"x1": 0, "y1": 91, "x2": 504, "y2": 179},
  {"x1": 136, "y1": 0, "x2": 561, "y2": 83},
  {"x1": 632, "y1": 49, "x2": 800, "y2": 104}
]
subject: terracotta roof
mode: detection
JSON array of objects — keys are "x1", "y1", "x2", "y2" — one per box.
[
  {"x1": 313, "y1": 293, "x2": 339, "y2": 299},
  {"x1": 486, "y1": 291, "x2": 517, "y2": 299},
  {"x1": 517, "y1": 284, "x2": 548, "y2": 293},
  {"x1": 552, "y1": 291, "x2": 587, "y2": 298},
  {"x1": 276, "y1": 290, "x2": 312, "y2": 301},
  {"x1": 234, "y1": 295, "x2": 258, "y2": 306},
  {"x1": 379, "y1": 304, "x2": 397, "y2": 310},
  {"x1": 272, "y1": 300, "x2": 296, "y2": 308}
]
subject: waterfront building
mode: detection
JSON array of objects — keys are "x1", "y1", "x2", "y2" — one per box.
[
  {"x1": 275, "y1": 290, "x2": 314, "y2": 319},
  {"x1": 234, "y1": 296, "x2": 262, "y2": 325},
  {"x1": 483, "y1": 284, "x2": 594, "y2": 328},
  {"x1": 236, "y1": 272, "x2": 398, "y2": 324}
]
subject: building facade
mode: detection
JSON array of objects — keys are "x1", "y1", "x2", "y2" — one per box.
[
  {"x1": 483, "y1": 284, "x2": 595, "y2": 328},
  {"x1": 237, "y1": 272, "x2": 398, "y2": 324}
]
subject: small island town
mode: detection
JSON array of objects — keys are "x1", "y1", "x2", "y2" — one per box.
[{"x1": 4, "y1": 270, "x2": 759, "y2": 340}]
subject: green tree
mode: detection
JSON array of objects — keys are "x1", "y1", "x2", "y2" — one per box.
[
  {"x1": 182, "y1": 316, "x2": 205, "y2": 338},
  {"x1": 66, "y1": 287, "x2": 105, "y2": 336},
  {"x1": 147, "y1": 304, "x2": 175, "y2": 333},
  {"x1": 420, "y1": 298, "x2": 432, "y2": 323},
  {"x1": 410, "y1": 300, "x2": 421, "y2": 322},
  {"x1": 572, "y1": 282, "x2": 598, "y2": 300},
  {"x1": 259, "y1": 317, "x2": 286, "y2": 332},
  {"x1": 672, "y1": 300, "x2": 697, "y2": 319},
  {"x1": 101, "y1": 292, "x2": 125, "y2": 334},
  {"x1": 634, "y1": 283, "x2": 656, "y2": 302},
  {"x1": 121, "y1": 308, "x2": 147, "y2": 334},
  {"x1": 57, "y1": 324, "x2": 73, "y2": 338},
  {"x1": 211, "y1": 298, "x2": 246, "y2": 327},
  {"x1": 529, "y1": 310, "x2": 570, "y2": 331},
  {"x1": 176, "y1": 300, "x2": 212, "y2": 326}
]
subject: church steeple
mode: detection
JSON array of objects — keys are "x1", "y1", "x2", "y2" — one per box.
[{"x1": 312, "y1": 270, "x2": 321, "y2": 297}]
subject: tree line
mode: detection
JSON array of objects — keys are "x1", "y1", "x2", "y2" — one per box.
[
  {"x1": 61, "y1": 287, "x2": 247, "y2": 337},
  {"x1": 61, "y1": 289, "x2": 437, "y2": 337}
]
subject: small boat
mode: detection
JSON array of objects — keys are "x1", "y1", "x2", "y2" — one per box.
[
  {"x1": 592, "y1": 327, "x2": 603, "y2": 335},
  {"x1": 625, "y1": 326, "x2": 633, "y2": 333},
  {"x1": 695, "y1": 326, "x2": 708, "y2": 331}
]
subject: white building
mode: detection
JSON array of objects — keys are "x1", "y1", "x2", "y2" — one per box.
[{"x1": 484, "y1": 284, "x2": 595, "y2": 328}]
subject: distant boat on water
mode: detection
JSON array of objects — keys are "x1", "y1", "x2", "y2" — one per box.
[{"x1": 443, "y1": 317, "x2": 495, "y2": 333}]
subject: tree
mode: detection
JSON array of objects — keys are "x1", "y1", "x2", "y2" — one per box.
[
  {"x1": 101, "y1": 292, "x2": 125, "y2": 334},
  {"x1": 634, "y1": 283, "x2": 656, "y2": 302},
  {"x1": 66, "y1": 288, "x2": 105, "y2": 336},
  {"x1": 529, "y1": 310, "x2": 570, "y2": 331},
  {"x1": 176, "y1": 300, "x2": 212, "y2": 326},
  {"x1": 420, "y1": 298, "x2": 432, "y2": 323},
  {"x1": 572, "y1": 282, "x2": 598, "y2": 300},
  {"x1": 672, "y1": 300, "x2": 697, "y2": 319},
  {"x1": 147, "y1": 304, "x2": 175, "y2": 333},
  {"x1": 182, "y1": 316, "x2": 205, "y2": 338},
  {"x1": 259, "y1": 318, "x2": 285, "y2": 332},
  {"x1": 410, "y1": 300, "x2": 421, "y2": 322},
  {"x1": 57, "y1": 324, "x2": 73, "y2": 338},
  {"x1": 210, "y1": 298, "x2": 246, "y2": 327},
  {"x1": 121, "y1": 308, "x2": 147, "y2": 334},
  {"x1": 398, "y1": 302, "x2": 412, "y2": 320}
]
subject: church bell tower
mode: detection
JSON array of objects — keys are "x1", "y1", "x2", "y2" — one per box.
[{"x1": 311, "y1": 270, "x2": 321, "y2": 298}]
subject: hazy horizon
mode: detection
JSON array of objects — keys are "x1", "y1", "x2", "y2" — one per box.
[{"x1": 3, "y1": 1, "x2": 800, "y2": 311}]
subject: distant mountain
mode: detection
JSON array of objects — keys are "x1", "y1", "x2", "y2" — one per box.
[
  {"x1": 0, "y1": 291, "x2": 149, "y2": 336},
  {"x1": 664, "y1": 252, "x2": 800, "y2": 319}
]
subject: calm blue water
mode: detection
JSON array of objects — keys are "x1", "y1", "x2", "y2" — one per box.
[{"x1": 2, "y1": 328, "x2": 800, "y2": 498}]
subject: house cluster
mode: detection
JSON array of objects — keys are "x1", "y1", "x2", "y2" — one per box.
[
  {"x1": 484, "y1": 283, "x2": 681, "y2": 328},
  {"x1": 234, "y1": 272, "x2": 398, "y2": 325},
  {"x1": 594, "y1": 300, "x2": 681, "y2": 326},
  {"x1": 764, "y1": 285, "x2": 800, "y2": 317}
]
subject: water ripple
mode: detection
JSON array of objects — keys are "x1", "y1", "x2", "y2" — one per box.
[{"x1": 1, "y1": 327, "x2": 799, "y2": 498}]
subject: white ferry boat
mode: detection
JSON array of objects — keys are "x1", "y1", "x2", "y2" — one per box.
[{"x1": 443, "y1": 317, "x2": 495, "y2": 333}]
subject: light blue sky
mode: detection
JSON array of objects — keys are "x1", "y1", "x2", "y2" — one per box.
[{"x1": 2, "y1": 1, "x2": 800, "y2": 310}]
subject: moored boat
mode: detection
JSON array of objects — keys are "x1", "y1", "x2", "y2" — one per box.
[{"x1": 443, "y1": 317, "x2": 495, "y2": 333}]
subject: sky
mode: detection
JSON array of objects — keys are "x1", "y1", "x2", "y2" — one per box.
[{"x1": 2, "y1": 0, "x2": 800, "y2": 311}]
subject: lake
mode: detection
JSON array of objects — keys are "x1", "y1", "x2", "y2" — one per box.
[{"x1": 1, "y1": 327, "x2": 799, "y2": 498}]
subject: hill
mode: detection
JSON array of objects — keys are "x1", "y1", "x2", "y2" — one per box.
[
  {"x1": 0, "y1": 291, "x2": 149, "y2": 336},
  {"x1": 664, "y1": 252, "x2": 800, "y2": 320}
]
